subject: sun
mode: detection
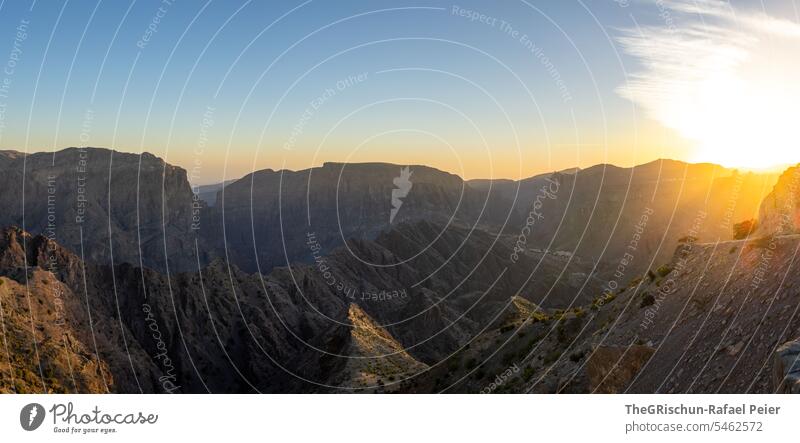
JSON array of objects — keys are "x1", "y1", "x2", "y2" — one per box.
[
  {"x1": 681, "y1": 71, "x2": 798, "y2": 171},
  {"x1": 615, "y1": 0, "x2": 800, "y2": 172}
]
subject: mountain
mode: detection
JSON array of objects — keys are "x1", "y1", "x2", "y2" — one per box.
[
  {"x1": 2, "y1": 148, "x2": 774, "y2": 282},
  {"x1": 194, "y1": 180, "x2": 235, "y2": 207},
  {"x1": 0, "y1": 148, "x2": 207, "y2": 272},
  {"x1": 410, "y1": 165, "x2": 800, "y2": 393},
  {"x1": 201, "y1": 161, "x2": 518, "y2": 273},
  {"x1": 1, "y1": 147, "x2": 794, "y2": 394},
  {"x1": 469, "y1": 159, "x2": 778, "y2": 277}
]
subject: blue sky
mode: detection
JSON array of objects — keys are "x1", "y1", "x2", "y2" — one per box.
[{"x1": 0, "y1": 0, "x2": 796, "y2": 183}]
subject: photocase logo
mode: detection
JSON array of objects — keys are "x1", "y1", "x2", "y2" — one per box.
[
  {"x1": 20, "y1": 403, "x2": 45, "y2": 431},
  {"x1": 389, "y1": 166, "x2": 413, "y2": 224}
]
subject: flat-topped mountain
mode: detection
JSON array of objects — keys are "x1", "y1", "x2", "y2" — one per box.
[
  {"x1": 0, "y1": 147, "x2": 205, "y2": 272},
  {"x1": 202, "y1": 161, "x2": 517, "y2": 273}
]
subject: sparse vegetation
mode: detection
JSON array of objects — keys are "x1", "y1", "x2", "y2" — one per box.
[
  {"x1": 569, "y1": 350, "x2": 585, "y2": 362},
  {"x1": 528, "y1": 310, "x2": 551, "y2": 323},
  {"x1": 656, "y1": 265, "x2": 673, "y2": 277},
  {"x1": 639, "y1": 292, "x2": 655, "y2": 308},
  {"x1": 499, "y1": 324, "x2": 516, "y2": 334},
  {"x1": 543, "y1": 350, "x2": 562, "y2": 364},
  {"x1": 522, "y1": 366, "x2": 535, "y2": 382}
]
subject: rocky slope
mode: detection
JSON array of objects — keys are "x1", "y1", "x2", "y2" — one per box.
[
  {"x1": 411, "y1": 165, "x2": 800, "y2": 393},
  {"x1": 0, "y1": 215, "x2": 602, "y2": 393}
]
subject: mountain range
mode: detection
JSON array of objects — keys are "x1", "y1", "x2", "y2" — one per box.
[{"x1": 0, "y1": 147, "x2": 797, "y2": 393}]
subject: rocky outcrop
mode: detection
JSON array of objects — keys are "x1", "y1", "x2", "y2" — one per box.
[
  {"x1": 0, "y1": 148, "x2": 208, "y2": 272},
  {"x1": 773, "y1": 339, "x2": 800, "y2": 393},
  {"x1": 758, "y1": 165, "x2": 800, "y2": 236},
  {"x1": 333, "y1": 304, "x2": 428, "y2": 391}
]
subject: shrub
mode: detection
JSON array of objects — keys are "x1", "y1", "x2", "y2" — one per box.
[
  {"x1": 656, "y1": 265, "x2": 673, "y2": 277},
  {"x1": 499, "y1": 324, "x2": 515, "y2": 334},
  {"x1": 569, "y1": 351, "x2": 585, "y2": 362},
  {"x1": 733, "y1": 219, "x2": 758, "y2": 240},
  {"x1": 529, "y1": 310, "x2": 551, "y2": 323},
  {"x1": 522, "y1": 366, "x2": 535, "y2": 381},
  {"x1": 543, "y1": 350, "x2": 562, "y2": 364},
  {"x1": 639, "y1": 292, "x2": 655, "y2": 308}
]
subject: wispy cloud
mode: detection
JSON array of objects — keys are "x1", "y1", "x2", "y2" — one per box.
[{"x1": 616, "y1": 0, "x2": 800, "y2": 168}]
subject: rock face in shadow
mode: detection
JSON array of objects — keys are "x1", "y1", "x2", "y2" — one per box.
[
  {"x1": 201, "y1": 162, "x2": 518, "y2": 273},
  {"x1": 0, "y1": 148, "x2": 206, "y2": 272},
  {"x1": 773, "y1": 340, "x2": 800, "y2": 393},
  {"x1": 0, "y1": 148, "x2": 777, "y2": 284}
]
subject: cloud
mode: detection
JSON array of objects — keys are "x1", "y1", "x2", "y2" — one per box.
[{"x1": 616, "y1": 0, "x2": 800, "y2": 168}]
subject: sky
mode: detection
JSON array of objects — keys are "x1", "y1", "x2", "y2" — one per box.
[{"x1": 0, "y1": 0, "x2": 797, "y2": 184}]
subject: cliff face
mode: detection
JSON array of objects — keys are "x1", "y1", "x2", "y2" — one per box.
[
  {"x1": 0, "y1": 227, "x2": 153, "y2": 393},
  {"x1": 758, "y1": 165, "x2": 800, "y2": 236},
  {"x1": 0, "y1": 148, "x2": 206, "y2": 272},
  {"x1": 201, "y1": 162, "x2": 518, "y2": 273},
  {"x1": 0, "y1": 148, "x2": 777, "y2": 283}
]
